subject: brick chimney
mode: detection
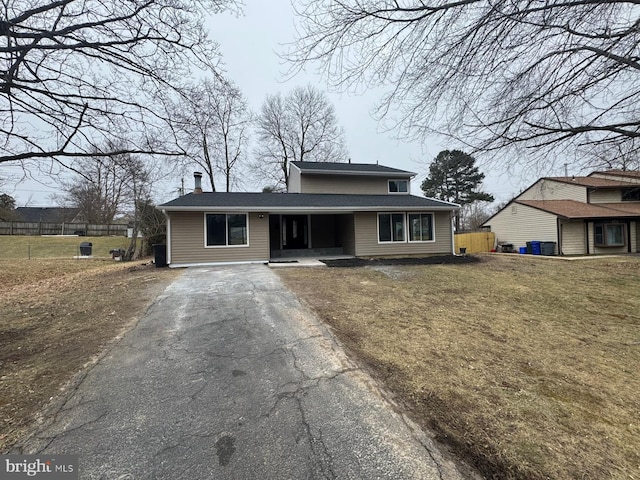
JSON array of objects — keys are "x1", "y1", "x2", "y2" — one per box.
[{"x1": 193, "y1": 172, "x2": 203, "y2": 194}]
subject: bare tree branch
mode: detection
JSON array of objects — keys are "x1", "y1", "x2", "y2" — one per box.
[
  {"x1": 288, "y1": 0, "x2": 640, "y2": 170},
  {"x1": 172, "y1": 77, "x2": 251, "y2": 192},
  {"x1": 0, "y1": 0, "x2": 242, "y2": 164},
  {"x1": 253, "y1": 84, "x2": 348, "y2": 189}
]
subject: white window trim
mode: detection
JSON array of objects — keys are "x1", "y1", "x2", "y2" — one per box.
[
  {"x1": 407, "y1": 212, "x2": 436, "y2": 243},
  {"x1": 377, "y1": 212, "x2": 407, "y2": 244},
  {"x1": 203, "y1": 212, "x2": 250, "y2": 248},
  {"x1": 388, "y1": 179, "x2": 409, "y2": 194}
]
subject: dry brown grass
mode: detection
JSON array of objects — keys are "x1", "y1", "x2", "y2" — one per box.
[
  {"x1": 0, "y1": 259, "x2": 180, "y2": 452},
  {"x1": 278, "y1": 255, "x2": 640, "y2": 480}
]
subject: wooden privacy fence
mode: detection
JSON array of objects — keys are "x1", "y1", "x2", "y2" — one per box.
[
  {"x1": 455, "y1": 231, "x2": 495, "y2": 253},
  {"x1": 0, "y1": 221, "x2": 128, "y2": 236}
]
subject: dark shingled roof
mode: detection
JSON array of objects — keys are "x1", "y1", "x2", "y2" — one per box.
[
  {"x1": 160, "y1": 192, "x2": 458, "y2": 211},
  {"x1": 15, "y1": 207, "x2": 81, "y2": 223},
  {"x1": 290, "y1": 161, "x2": 416, "y2": 176}
]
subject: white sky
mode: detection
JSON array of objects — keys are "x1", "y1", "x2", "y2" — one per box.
[{"x1": 3, "y1": 0, "x2": 557, "y2": 208}]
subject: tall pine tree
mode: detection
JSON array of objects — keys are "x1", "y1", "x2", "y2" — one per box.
[{"x1": 421, "y1": 150, "x2": 494, "y2": 231}]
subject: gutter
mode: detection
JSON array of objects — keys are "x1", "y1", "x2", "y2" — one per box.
[
  {"x1": 162, "y1": 209, "x2": 171, "y2": 266},
  {"x1": 451, "y1": 211, "x2": 456, "y2": 254}
]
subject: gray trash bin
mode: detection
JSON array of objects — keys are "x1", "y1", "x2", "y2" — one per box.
[
  {"x1": 541, "y1": 241, "x2": 556, "y2": 256},
  {"x1": 79, "y1": 242, "x2": 92, "y2": 256}
]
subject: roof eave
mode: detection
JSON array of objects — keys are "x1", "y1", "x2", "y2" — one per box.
[
  {"x1": 161, "y1": 205, "x2": 458, "y2": 213},
  {"x1": 302, "y1": 170, "x2": 417, "y2": 178}
]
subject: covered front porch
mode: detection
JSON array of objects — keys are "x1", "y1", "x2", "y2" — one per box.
[{"x1": 268, "y1": 213, "x2": 355, "y2": 260}]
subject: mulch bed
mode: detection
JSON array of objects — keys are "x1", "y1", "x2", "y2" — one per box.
[{"x1": 321, "y1": 254, "x2": 481, "y2": 268}]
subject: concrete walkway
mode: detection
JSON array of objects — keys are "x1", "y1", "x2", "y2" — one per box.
[{"x1": 20, "y1": 265, "x2": 475, "y2": 479}]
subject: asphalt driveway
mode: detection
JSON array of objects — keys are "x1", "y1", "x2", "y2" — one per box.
[{"x1": 19, "y1": 265, "x2": 475, "y2": 479}]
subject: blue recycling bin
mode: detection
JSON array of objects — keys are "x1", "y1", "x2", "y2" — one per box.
[{"x1": 530, "y1": 241, "x2": 542, "y2": 255}]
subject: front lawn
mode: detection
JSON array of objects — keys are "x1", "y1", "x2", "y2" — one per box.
[{"x1": 277, "y1": 255, "x2": 640, "y2": 479}]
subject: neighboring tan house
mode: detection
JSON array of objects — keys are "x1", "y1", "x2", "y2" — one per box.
[
  {"x1": 159, "y1": 161, "x2": 460, "y2": 267},
  {"x1": 482, "y1": 170, "x2": 640, "y2": 255}
]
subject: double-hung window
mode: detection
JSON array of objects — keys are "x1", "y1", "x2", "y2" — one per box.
[
  {"x1": 378, "y1": 213, "x2": 405, "y2": 242},
  {"x1": 206, "y1": 213, "x2": 248, "y2": 247},
  {"x1": 594, "y1": 223, "x2": 625, "y2": 247}
]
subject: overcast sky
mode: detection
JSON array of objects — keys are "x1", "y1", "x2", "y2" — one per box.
[{"x1": 6, "y1": 0, "x2": 548, "y2": 207}]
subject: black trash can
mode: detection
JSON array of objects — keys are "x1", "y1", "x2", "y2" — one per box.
[
  {"x1": 153, "y1": 244, "x2": 167, "y2": 268},
  {"x1": 79, "y1": 241, "x2": 92, "y2": 256}
]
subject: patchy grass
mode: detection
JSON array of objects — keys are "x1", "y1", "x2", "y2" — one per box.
[
  {"x1": 0, "y1": 235, "x2": 130, "y2": 260},
  {"x1": 277, "y1": 255, "x2": 640, "y2": 480},
  {"x1": 0, "y1": 259, "x2": 181, "y2": 452}
]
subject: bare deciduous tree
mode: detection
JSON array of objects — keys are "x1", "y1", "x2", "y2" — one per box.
[
  {"x1": 289, "y1": 1, "x2": 640, "y2": 169},
  {"x1": 58, "y1": 141, "x2": 160, "y2": 260},
  {"x1": 59, "y1": 150, "x2": 129, "y2": 223},
  {"x1": 0, "y1": 0, "x2": 241, "y2": 165},
  {"x1": 254, "y1": 85, "x2": 348, "y2": 189},
  {"x1": 174, "y1": 78, "x2": 251, "y2": 192}
]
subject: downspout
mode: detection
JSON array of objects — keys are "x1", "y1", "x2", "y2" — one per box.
[
  {"x1": 556, "y1": 218, "x2": 562, "y2": 256},
  {"x1": 162, "y1": 209, "x2": 171, "y2": 266},
  {"x1": 585, "y1": 221, "x2": 590, "y2": 255},
  {"x1": 451, "y1": 210, "x2": 456, "y2": 254},
  {"x1": 627, "y1": 220, "x2": 632, "y2": 253}
]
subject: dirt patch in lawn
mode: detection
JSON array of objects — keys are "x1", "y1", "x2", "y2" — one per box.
[
  {"x1": 322, "y1": 254, "x2": 480, "y2": 268},
  {"x1": 0, "y1": 259, "x2": 181, "y2": 452},
  {"x1": 277, "y1": 255, "x2": 640, "y2": 480}
]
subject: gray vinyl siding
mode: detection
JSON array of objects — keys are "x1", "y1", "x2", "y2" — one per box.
[
  {"x1": 299, "y1": 175, "x2": 411, "y2": 195},
  {"x1": 631, "y1": 221, "x2": 638, "y2": 252},
  {"x1": 353, "y1": 211, "x2": 452, "y2": 256},
  {"x1": 338, "y1": 214, "x2": 356, "y2": 255},
  {"x1": 288, "y1": 167, "x2": 302, "y2": 192},
  {"x1": 518, "y1": 179, "x2": 586, "y2": 202},
  {"x1": 589, "y1": 189, "x2": 622, "y2": 203},
  {"x1": 485, "y1": 202, "x2": 558, "y2": 250},
  {"x1": 559, "y1": 220, "x2": 586, "y2": 255},
  {"x1": 168, "y1": 211, "x2": 269, "y2": 265}
]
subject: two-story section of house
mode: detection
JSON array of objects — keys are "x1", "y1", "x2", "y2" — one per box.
[
  {"x1": 159, "y1": 161, "x2": 460, "y2": 267},
  {"x1": 482, "y1": 170, "x2": 640, "y2": 255}
]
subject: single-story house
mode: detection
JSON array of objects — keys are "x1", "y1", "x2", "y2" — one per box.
[
  {"x1": 482, "y1": 170, "x2": 640, "y2": 255},
  {"x1": 158, "y1": 162, "x2": 460, "y2": 267}
]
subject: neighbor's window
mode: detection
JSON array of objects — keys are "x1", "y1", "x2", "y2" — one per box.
[
  {"x1": 594, "y1": 223, "x2": 625, "y2": 247},
  {"x1": 408, "y1": 213, "x2": 434, "y2": 242},
  {"x1": 378, "y1": 213, "x2": 405, "y2": 242},
  {"x1": 622, "y1": 187, "x2": 640, "y2": 201},
  {"x1": 206, "y1": 213, "x2": 248, "y2": 247},
  {"x1": 388, "y1": 179, "x2": 408, "y2": 193}
]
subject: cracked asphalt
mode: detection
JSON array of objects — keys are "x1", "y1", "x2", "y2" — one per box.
[{"x1": 18, "y1": 265, "x2": 476, "y2": 479}]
